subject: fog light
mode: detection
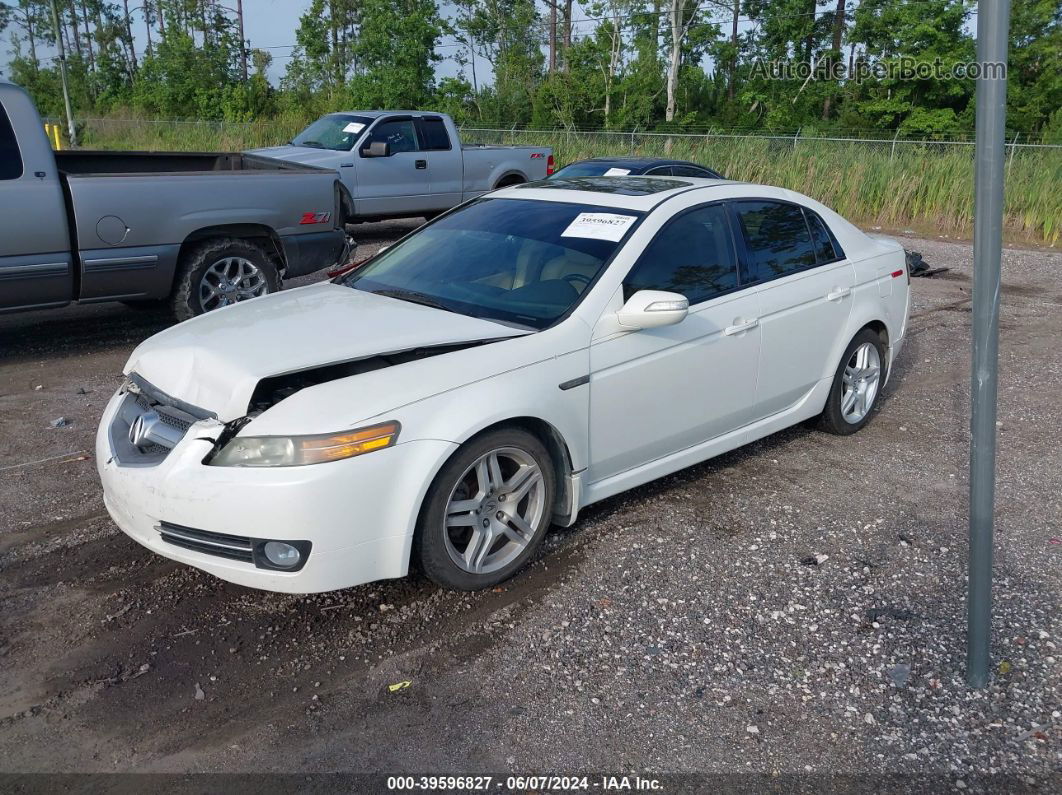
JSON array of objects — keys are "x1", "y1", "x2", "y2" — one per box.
[{"x1": 263, "y1": 541, "x2": 301, "y2": 568}]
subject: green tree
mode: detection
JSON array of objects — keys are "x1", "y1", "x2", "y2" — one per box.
[{"x1": 347, "y1": 0, "x2": 443, "y2": 109}]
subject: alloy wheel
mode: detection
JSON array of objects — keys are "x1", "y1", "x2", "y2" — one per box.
[
  {"x1": 840, "y1": 342, "x2": 881, "y2": 423},
  {"x1": 443, "y1": 447, "x2": 546, "y2": 575},
  {"x1": 198, "y1": 256, "x2": 268, "y2": 312}
]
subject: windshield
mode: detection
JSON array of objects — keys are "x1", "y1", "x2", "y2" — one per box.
[
  {"x1": 345, "y1": 198, "x2": 642, "y2": 330},
  {"x1": 550, "y1": 161, "x2": 638, "y2": 178},
  {"x1": 291, "y1": 114, "x2": 374, "y2": 151}
]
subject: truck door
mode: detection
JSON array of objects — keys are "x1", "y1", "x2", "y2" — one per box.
[
  {"x1": 353, "y1": 116, "x2": 432, "y2": 218},
  {"x1": 0, "y1": 89, "x2": 74, "y2": 312},
  {"x1": 415, "y1": 116, "x2": 463, "y2": 211}
]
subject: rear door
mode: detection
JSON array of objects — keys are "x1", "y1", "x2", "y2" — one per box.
[
  {"x1": 730, "y1": 199, "x2": 856, "y2": 418},
  {"x1": 415, "y1": 116, "x2": 462, "y2": 211},
  {"x1": 352, "y1": 116, "x2": 430, "y2": 217},
  {"x1": 588, "y1": 202, "x2": 762, "y2": 482},
  {"x1": 0, "y1": 92, "x2": 73, "y2": 311}
]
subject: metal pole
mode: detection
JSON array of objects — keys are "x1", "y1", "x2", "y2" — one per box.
[
  {"x1": 237, "y1": 0, "x2": 248, "y2": 81},
  {"x1": 49, "y1": 0, "x2": 78, "y2": 147},
  {"x1": 967, "y1": 0, "x2": 1011, "y2": 689}
]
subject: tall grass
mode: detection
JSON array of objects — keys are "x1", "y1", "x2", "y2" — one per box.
[{"x1": 75, "y1": 117, "x2": 1060, "y2": 246}]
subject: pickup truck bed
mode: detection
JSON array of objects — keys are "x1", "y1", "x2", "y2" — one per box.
[{"x1": 0, "y1": 80, "x2": 350, "y2": 318}]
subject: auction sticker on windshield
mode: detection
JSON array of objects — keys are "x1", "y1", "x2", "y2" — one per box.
[
  {"x1": 561, "y1": 212, "x2": 637, "y2": 242},
  {"x1": 602, "y1": 167, "x2": 631, "y2": 176},
  {"x1": 343, "y1": 122, "x2": 366, "y2": 134}
]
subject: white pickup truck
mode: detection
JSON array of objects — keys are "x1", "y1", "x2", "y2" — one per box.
[{"x1": 249, "y1": 112, "x2": 554, "y2": 222}]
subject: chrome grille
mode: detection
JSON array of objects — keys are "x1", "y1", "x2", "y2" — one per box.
[{"x1": 109, "y1": 377, "x2": 208, "y2": 466}]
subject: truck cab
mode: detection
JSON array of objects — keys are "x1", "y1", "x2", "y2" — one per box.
[{"x1": 249, "y1": 111, "x2": 553, "y2": 222}]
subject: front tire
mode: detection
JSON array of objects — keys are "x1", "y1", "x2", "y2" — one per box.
[
  {"x1": 819, "y1": 328, "x2": 885, "y2": 435},
  {"x1": 170, "y1": 237, "x2": 280, "y2": 321},
  {"x1": 415, "y1": 429, "x2": 555, "y2": 591}
]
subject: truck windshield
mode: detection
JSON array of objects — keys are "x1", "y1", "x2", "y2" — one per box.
[
  {"x1": 291, "y1": 114, "x2": 374, "y2": 151},
  {"x1": 344, "y1": 198, "x2": 643, "y2": 330}
]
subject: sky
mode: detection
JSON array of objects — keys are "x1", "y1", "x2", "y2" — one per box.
[{"x1": 2, "y1": 1, "x2": 983, "y2": 90}]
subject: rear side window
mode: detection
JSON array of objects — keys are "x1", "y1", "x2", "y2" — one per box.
[
  {"x1": 418, "y1": 117, "x2": 452, "y2": 151},
  {"x1": 671, "y1": 165, "x2": 716, "y2": 178},
  {"x1": 363, "y1": 119, "x2": 419, "y2": 154},
  {"x1": 732, "y1": 200, "x2": 816, "y2": 283},
  {"x1": 643, "y1": 166, "x2": 673, "y2": 176},
  {"x1": 0, "y1": 103, "x2": 23, "y2": 180},
  {"x1": 805, "y1": 210, "x2": 843, "y2": 263},
  {"x1": 624, "y1": 203, "x2": 738, "y2": 304}
]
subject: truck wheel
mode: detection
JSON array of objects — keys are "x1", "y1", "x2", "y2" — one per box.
[{"x1": 170, "y1": 237, "x2": 280, "y2": 321}]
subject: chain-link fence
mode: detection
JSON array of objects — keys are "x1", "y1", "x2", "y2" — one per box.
[{"x1": 48, "y1": 116, "x2": 1061, "y2": 245}]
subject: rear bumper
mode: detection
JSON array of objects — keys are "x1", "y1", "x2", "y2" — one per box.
[{"x1": 280, "y1": 229, "x2": 347, "y2": 279}]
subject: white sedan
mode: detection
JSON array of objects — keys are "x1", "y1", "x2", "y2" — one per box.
[{"x1": 97, "y1": 176, "x2": 910, "y2": 593}]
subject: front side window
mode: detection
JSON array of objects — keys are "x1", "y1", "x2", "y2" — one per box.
[
  {"x1": 290, "y1": 114, "x2": 373, "y2": 151},
  {"x1": 418, "y1": 117, "x2": 451, "y2": 151},
  {"x1": 732, "y1": 200, "x2": 817, "y2": 283},
  {"x1": 363, "y1": 119, "x2": 419, "y2": 155},
  {"x1": 624, "y1": 203, "x2": 738, "y2": 304},
  {"x1": 346, "y1": 198, "x2": 642, "y2": 329},
  {"x1": 0, "y1": 103, "x2": 23, "y2": 180}
]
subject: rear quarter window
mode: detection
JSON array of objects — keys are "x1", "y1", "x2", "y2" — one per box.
[{"x1": 0, "y1": 102, "x2": 24, "y2": 180}]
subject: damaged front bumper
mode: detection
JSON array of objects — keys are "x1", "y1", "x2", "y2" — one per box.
[{"x1": 96, "y1": 384, "x2": 457, "y2": 593}]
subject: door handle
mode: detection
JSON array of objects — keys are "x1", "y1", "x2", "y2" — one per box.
[
  {"x1": 826, "y1": 287, "x2": 851, "y2": 301},
  {"x1": 724, "y1": 318, "x2": 759, "y2": 336},
  {"x1": 415, "y1": 159, "x2": 427, "y2": 169}
]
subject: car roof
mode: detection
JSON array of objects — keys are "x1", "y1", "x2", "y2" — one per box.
[
  {"x1": 327, "y1": 110, "x2": 438, "y2": 119},
  {"x1": 573, "y1": 157, "x2": 705, "y2": 168},
  {"x1": 493, "y1": 176, "x2": 738, "y2": 212}
]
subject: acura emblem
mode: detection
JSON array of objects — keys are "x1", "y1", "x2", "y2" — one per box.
[{"x1": 128, "y1": 410, "x2": 183, "y2": 451}]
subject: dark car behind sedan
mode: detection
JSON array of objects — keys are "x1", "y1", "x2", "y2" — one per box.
[{"x1": 549, "y1": 157, "x2": 723, "y2": 180}]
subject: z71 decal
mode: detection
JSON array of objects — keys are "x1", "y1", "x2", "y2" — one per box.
[{"x1": 299, "y1": 211, "x2": 331, "y2": 225}]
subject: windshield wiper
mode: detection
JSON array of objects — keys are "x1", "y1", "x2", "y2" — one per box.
[
  {"x1": 297, "y1": 140, "x2": 324, "y2": 149},
  {"x1": 370, "y1": 288, "x2": 455, "y2": 313}
]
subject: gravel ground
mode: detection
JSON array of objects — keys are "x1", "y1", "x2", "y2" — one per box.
[{"x1": 0, "y1": 226, "x2": 1058, "y2": 790}]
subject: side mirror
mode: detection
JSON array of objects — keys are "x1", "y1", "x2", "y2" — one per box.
[
  {"x1": 616, "y1": 290, "x2": 689, "y2": 330},
  {"x1": 363, "y1": 140, "x2": 389, "y2": 158}
]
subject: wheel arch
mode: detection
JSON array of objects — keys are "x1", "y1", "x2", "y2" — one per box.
[
  {"x1": 854, "y1": 318, "x2": 891, "y2": 376},
  {"x1": 178, "y1": 223, "x2": 286, "y2": 276},
  {"x1": 492, "y1": 171, "x2": 527, "y2": 190},
  {"x1": 449, "y1": 415, "x2": 578, "y2": 525}
]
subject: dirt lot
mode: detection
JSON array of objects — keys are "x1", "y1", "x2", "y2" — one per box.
[{"x1": 0, "y1": 224, "x2": 1058, "y2": 788}]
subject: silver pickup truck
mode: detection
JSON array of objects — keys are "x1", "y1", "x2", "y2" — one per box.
[
  {"x1": 0, "y1": 81, "x2": 350, "y2": 319},
  {"x1": 249, "y1": 112, "x2": 553, "y2": 221}
]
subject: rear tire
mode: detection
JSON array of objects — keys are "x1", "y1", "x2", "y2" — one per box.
[
  {"x1": 819, "y1": 328, "x2": 885, "y2": 435},
  {"x1": 414, "y1": 429, "x2": 555, "y2": 591},
  {"x1": 170, "y1": 237, "x2": 280, "y2": 321}
]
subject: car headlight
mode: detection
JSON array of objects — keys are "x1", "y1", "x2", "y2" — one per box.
[{"x1": 210, "y1": 421, "x2": 400, "y2": 467}]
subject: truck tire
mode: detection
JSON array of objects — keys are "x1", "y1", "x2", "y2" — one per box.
[{"x1": 170, "y1": 237, "x2": 280, "y2": 321}]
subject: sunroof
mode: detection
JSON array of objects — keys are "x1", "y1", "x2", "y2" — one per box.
[{"x1": 520, "y1": 176, "x2": 691, "y2": 196}]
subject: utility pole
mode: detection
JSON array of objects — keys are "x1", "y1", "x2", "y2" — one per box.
[
  {"x1": 236, "y1": 0, "x2": 248, "y2": 81},
  {"x1": 967, "y1": 0, "x2": 1011, "y2": 689},
  {"x1": 49, "y1": 0, "x2": 78, "y2": 147}
]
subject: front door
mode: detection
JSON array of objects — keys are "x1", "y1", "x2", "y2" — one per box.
[
  {"x1": 353, "y1": 117, "x2": 431, "y2": 217},
  {"x1": 588, "y1": 202, "x2": 762, "y2": 483}
]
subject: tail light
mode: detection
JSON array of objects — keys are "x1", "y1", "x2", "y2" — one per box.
[{"x1": 547, "y1": 154, "x2": 555, "y2": 176}]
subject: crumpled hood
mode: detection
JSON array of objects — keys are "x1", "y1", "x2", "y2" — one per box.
[
  {"x1": 247, "y1": 145, "x2": 345, "y2": 168},
  {"x1": 124, "y1": 283, "x2": 525, "y2": 421}
]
